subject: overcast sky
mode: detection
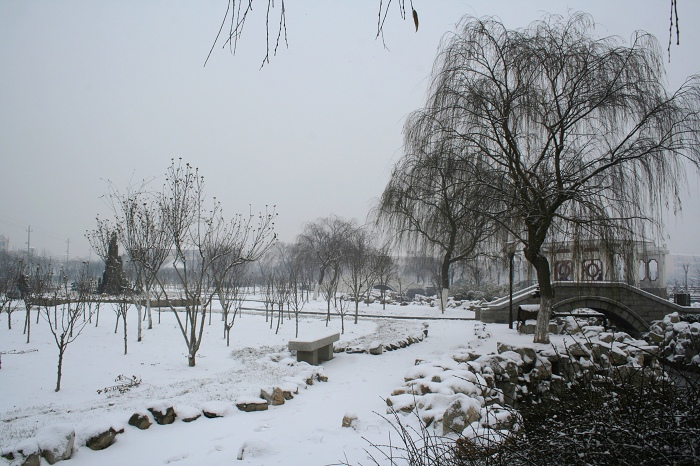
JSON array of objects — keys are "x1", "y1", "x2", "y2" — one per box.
[{"x1": 1, "y1": 0, "x2": 699, "y2": 259}]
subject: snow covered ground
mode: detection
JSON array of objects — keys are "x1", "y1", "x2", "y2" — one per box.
[{"x1": 0, "y1": 298, "x2": 538, "y2": 465}]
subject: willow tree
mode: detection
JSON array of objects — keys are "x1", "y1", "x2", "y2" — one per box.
[
  {"x1": 375, "y1": 121, "x2": 499, "y2": 312},
  {"x1": 413, "y1": 13, "x2": 700, "y2": 342}
]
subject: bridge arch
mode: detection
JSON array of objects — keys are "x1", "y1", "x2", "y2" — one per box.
[{"x1": 553, "y1": 296, "x2": 649, "y2": 333}]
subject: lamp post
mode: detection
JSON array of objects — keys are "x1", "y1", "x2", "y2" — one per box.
[{"x1": 505, "y1": 242, "x2": 517, "y2": 330}]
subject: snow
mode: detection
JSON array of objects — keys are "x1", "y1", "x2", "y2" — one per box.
[{"x1": 1, "y1": 297, "x2": 541, "y2": 465}]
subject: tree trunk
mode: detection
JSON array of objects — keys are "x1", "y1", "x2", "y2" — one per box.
[
  {"x1": 25, "y1": 307, "x2": 31, "y2": 343},
  {"x1": 136, "y1": 303, "x2": 143, "y2": 342},
  {"x1": 146, "y1": 291, "x2": 153, "y2": 329},
  {"x1": 122, "y1": 310, "x2": 128, "y2": 355},
  {"x1": 55, "y1": 348, "x2": 64, "y2": 392},
  {"x1": 531, "y1": 254, "x2": 554, "y2": 344},
  {"x1": 440, "y1": 288, "x2": 449, "y2": 313},
  {"x1": 439, "y1": 254, "x2": 451, "y2": 313},
  {"x1": 354, "y1": 300, "x2": 359, "y2": 324}
]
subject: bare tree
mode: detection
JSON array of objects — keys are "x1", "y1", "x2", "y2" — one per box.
[
  {"x1": 17, "y1": 258, "x2": 53, "y2": 344},
  {"x1": 210, "y1": 257, "x2": 248, "y2": 346},
  {"x1": 206, "y1": 0, "x2": 419, "y2": 67},
  {"x1": 0, "y1": 251, "x2": 21, "y2": 330},
  {"x1": 108, "y1": 187, "x2": 170, "y2": 340},
  {"x1": 275, "y1": 243, "x2": 307, "y2": 337},
  {"x1": 375, "y1": 126, "x2": 499, "y2": 312},
  {"x1": 155, "y1": 159, "x2": 276, "y2": 366},
  {"x1": 410, "y1": 13, "x2": 700, "y2": 342},
  {"x1": 43, "y1": 266, "x2": 95, "y2": 392},
  {"x1": 297, "y1": 215, "x2": 356, "y2": 301},
  {"x1": 334, "y1": 294, "x2": 351, "y2": 335},
  {"x1": 319, "y1": 261, "x2": 341, "y2": 327},
  {"x1": 341, "y1": 228, "x2": 378, "y2": 324},
  {"x1": 373, "y1": 246, "x2": 397, "y2": 310}
]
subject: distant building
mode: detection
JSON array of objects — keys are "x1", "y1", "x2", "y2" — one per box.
[{"x1": 0, "y1": 235, "x2": 8, "y2": 252}]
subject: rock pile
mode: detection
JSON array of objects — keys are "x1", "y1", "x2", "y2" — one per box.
[
  {"x1": 646, "y1": 312, "x2": 700, "y2": 370},
  {"x1": 334, "y1": 323, "x2": 426, "y2": 354},
  {"x1": 382, "y1": 325, "x2": 664, "y2": 445}
]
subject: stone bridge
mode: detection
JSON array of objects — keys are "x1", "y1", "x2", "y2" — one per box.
[{"x1": 480, "y1": 281, "x2": 700, "y2": 333}]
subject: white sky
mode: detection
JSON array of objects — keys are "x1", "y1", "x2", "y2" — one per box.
[{"x1": 1, "y1": 0, "x2": 699, "y2": 259}]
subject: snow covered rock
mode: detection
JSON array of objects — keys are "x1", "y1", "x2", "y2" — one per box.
[
  {"x1": 201, "y1": 401, "x2": 232, "y2": 418},
  {"x1": 235, "y1": 397, "x2": 269, "y2": 412},
  {"x1": 341, "y1": 412, "x2": 358, "y2": 428},
  {"x1": 441, "y1": 395, "x2": 482, "y2": 435},
  {"x1": 174, "y1": 404, "x2": 202, "y2": 423},
  {"x1": 36, "y1": 424, "x2": 74, "y2": 464},
  {"x1": 147, "y1": 403, "x2": 176, "y2": 425},
  {"x1": 260, "y1": 387, "x2": 285, "y2": 406},
  {"x1": 127, "y1": 411, "x2": 152, "y2": 430},
  {"x1": 1, "y1": 438, "x2": 41, "y2": 466},
  {"x1": 368, "y1": 341, "x2": 384, "y2": 355},
  {"x1": 85, "y1": 427, "x2": 122, "y2": 451}
]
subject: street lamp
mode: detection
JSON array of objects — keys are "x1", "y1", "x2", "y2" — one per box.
[{"x1": 505, "y1": 242, "x2": 517, "y2": 330}]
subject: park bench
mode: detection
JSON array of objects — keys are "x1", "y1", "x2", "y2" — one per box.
[{"x1": 288, "y1": 332, "x2": 340, "y2": 365}]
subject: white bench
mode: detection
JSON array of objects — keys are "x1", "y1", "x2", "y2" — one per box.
[{"x1": 288, "y1": 332, "x2": 340, "y2": 365}]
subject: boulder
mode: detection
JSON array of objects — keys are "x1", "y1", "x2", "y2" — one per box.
[
  {"x1": 497, "y1": 343, "x2": 537, "y2": 367},
  {"x1": 202, "y1": 401, "x2": 231, "y2": 418},
  {"x1": 148, "y1": 406, "x2": 176, "y2": 425},
  {"x1": 368, "y1": 342, "x2": 384, "y2": 355},
  {"x1": 37, "y1": 425, "x2": 75, "y2": 465},
  {"x1": 260, "y1": 387, "x2": 285, "y2": 406},
  {"x1": 441, "y1": 396, "x2": 483, "y2": 436},
  {"x1": 128, "y1": 412, "x2": 152, "y2": 430},
  {"x1": 86, "y1": 427, "x2": 122, "y2": 451},
  {"x1": 235, "y1": 399, "x2": 269, "y2": 412},
  {"x1": 2, "y1": 440, "x2": 41, "y2": 466},
  {"x1": 341, "y1": 412, "x2": 358, "y2": 428}
]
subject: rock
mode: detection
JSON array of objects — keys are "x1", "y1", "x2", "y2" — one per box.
[
  {"x1": 38, "y1": 425, "x2": 75, "y2": 465},
  {"x1": 5, "y1": 452, "x2": 41, "y2": 466},
  {"x1": 341, "y1": 412, "x2": 358, "y2": 428},
  {"x1": 495, "y1": 380, "x2": 517, "y2": 406},
  {"x1": 235, "y1": 400, "x2": 269, "y2": 412},
  {"x1": 609, "y1": 347, "x2": 629, "y2": 366},
  {"x1": 175, "y1": 405, "x2": 202, "y2": 422},
  {"x1": 260, "y1": 387, "x2": 285, "y2": 406},
  {"x1": 148, "y1": 406, "x2": 176, "y2": 425},
  {"x1": 566, "y1": 342, "x2": 591, "y2": 358},
  {"x1": 368, "y1": 342, "x2": 384, "y2": 355},
  {"x1": 497, "y1": 343, "x2": 537, "y2": 367},
  {"x1": 128, "y1": 413, "x2": 152, "y2": 430},
  {"x1": 22, "y1": 454, "x2": 41, "y2": 466},
  {"x1": 2, "y1": 440, "x2": 41, "y2": 466},
  {"x1": 86, "y1": 427, "x2": 121, "y2": 451}
]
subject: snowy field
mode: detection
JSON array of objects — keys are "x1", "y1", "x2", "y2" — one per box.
[{"x1": 0, "y1": 298, "x2": 540, "y2": 465}]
